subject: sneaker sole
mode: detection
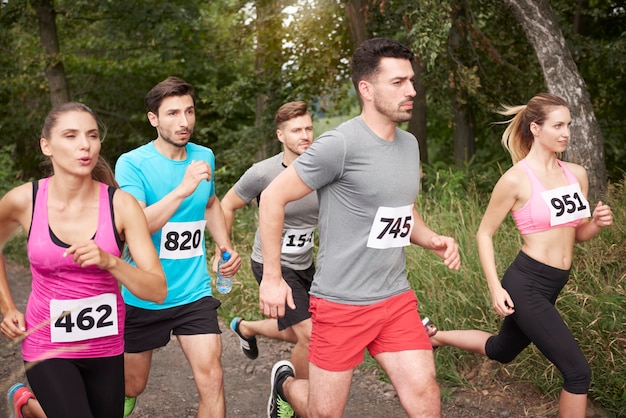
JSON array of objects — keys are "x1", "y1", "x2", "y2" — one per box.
[
  {"x1": 230, "y1": 317, "x2": 259, "y2": 360},
  {"x1": 268, "y1": 360, "x2": 295, "y2": 418}
]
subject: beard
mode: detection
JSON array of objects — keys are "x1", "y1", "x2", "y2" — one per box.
[
  {"x1": 373, "y1": 97, "x2": 413, "y2": 124},
  {"x1": 158, "y1": 127, "x2": 193, "y2": 148}
]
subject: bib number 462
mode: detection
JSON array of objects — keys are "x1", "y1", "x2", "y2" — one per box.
[
  {"x1": 49, "y1": 293, "x2": 118, "y2": 342},
  {"x1": 54, "y1": 305, "x2": 113, "y2": 333}
]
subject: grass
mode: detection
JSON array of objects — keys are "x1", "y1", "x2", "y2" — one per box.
[{"x1": 2, "y1": 170, "x2": 624, "y2": 415}]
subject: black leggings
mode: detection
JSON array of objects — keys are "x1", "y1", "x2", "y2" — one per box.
[
  {"x1": 485, "y1": 251, "x2": 591, "y2": 394},
  {"x1": 25, "y1": 354, "x2": 124, "y2": 418}
]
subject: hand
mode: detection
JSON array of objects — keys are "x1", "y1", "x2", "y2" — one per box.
[
  {"x1": 259, "y1": 276, "x2": 295, "y2": 319},
  {"x1": 64, "y1": 240, "x2": 113, "y2": 269},
  {"x1": 591, "y1": 201, "x2": 613, "y2": 228},
  {"x1": 0, "y1": 308, "x2": 26, "y2": 340},
  {"x1": 430, "y1": 235, "x2": 461, "y2": 270},
  {"x1": 178, "y1": 160, "x2": 212, "y2": 198},
  {"x1": 491, "y1": 286, "x2": 515, "y2": 317},
  {"x1": 215, "y1": 247, "x2": 242, "y2": 277}
]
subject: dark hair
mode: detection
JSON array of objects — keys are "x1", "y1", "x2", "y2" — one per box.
[
  {"x1": 350, "y1": 38, "x2": 414, "y2": 93},
  {"x1": 144, "y1": 76, "x2": 195, "y2": 115},
  {"x1": 274, "y1": 101, "x2": 309, "y2": 128},
  {"x1": 497, "y1": 93, "x2": 570, "y2": 163},
  {"x1": 41, "y1": 102, "x2": 98, "y2": 138},
  {"x1": 39, "y1": 102, "x2": 118, "y2": 187}
]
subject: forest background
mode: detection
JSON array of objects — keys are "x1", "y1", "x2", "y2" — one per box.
[{"x1": 0, "y1": 0, "x2": 624, "y2": 415}]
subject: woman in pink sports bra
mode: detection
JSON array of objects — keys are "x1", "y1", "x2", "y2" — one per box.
[
  {"x1": 0, "y1": 102, "x2": 167, "y2": 418},
  {"x1": 429, "y1": 93, "x2": 613, "y2": 417}
]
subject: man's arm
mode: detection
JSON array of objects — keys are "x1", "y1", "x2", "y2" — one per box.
[
  {"x1": 410, "y1": 206, "x2": 461, "y2": 271},
  {"x1": 205, "y1": 195, "x2": 241, "y2": 277},
  {"x1": 258, "y1": 165, "x2": 313, "y2": 318},
  {"x1": 141, "y1": 160, "x2": 212, "y2": 234},
  {"x1": 213, "y1": 188, "x2": 248, "y2": 271}
]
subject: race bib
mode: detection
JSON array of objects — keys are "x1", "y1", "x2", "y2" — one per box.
[
  {"x1": 541, "y1": 183, "x2": 591, "y2": 226},
  {"x1": 366, "y1": 205, "x2": 414, "y2": 249},
  {"x1": 281, "y1": 227, "x2": 315, "y2": 255},
  {"x1": 50, "y1": 293, "x2": 118, "y2": 343},
  {"x1": 159, "y1": 220, "x2": 206, "y2": 260}
]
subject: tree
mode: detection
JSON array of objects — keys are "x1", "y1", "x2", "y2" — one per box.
[
  {"x1": 34, "y1": 0, "x2": 69, "y2": 105},
  {"x1": 503, "y1": 0, "x2": 608, "y2": 200}
]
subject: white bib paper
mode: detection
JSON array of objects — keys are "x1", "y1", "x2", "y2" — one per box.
[
  {"x1": 541, "y1": 183, "x2": 591, "y2": 226},
  {"x1": 367, "y1": 205, "x2": 414, "y2": 249},
  {"x1": 281, "y1": 227, "x2": 315, "y2": 255},
  {"x1": 159, "y1": 220, "x2": 206, "y2": 259},
  {"x1": 50, "y1": 293, "x2": 118, "y2": 343}
]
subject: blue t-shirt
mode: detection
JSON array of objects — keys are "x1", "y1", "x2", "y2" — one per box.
[{"x1": 115, "y1": 141, "x2": 216, "y2": 309}]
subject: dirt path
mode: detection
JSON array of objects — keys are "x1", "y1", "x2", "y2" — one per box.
[{"x1": 1, "y1": 262, "x2": 610, "y2": 417}]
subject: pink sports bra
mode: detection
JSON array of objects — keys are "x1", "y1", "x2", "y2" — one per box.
[{"x1": 512, "y1": 159, "x2": 589, "y2": 235}]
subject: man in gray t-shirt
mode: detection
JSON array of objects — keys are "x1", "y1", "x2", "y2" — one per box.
[
  {"x1": 260, "y1": 39, "x2": 461, "y2": 418},
  {"x1": 218, "y1": 101, "x2": 318, "y2": 380}
]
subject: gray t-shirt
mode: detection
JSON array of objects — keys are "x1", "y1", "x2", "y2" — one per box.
[
  {"x1": 234, "y1": 152, "x2": 319, "y2": 270},
  {"x1": 293, "y1": 117, "x2": 420, "y2": 304}
]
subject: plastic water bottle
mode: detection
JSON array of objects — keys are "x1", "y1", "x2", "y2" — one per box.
[{"x1": 216, "y1": 251, "x2": 232, "y2": 294}]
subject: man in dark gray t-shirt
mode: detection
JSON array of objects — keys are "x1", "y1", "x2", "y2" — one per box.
[
  {"x1": 218, "y1": 102, "x2": 318, "y2": 380},
  {"x1": 260, "y1": 39, "x2": 461, "y2": 418}
]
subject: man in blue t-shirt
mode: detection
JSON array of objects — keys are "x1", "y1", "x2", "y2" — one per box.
[{"x1": 115, "y1": 76, "x2": 241, "y2": 418}]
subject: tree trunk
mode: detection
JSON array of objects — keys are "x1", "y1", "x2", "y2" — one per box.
[
  {"x1": 448, "y1": 7, "x2": 475, "y2": 167},
  {"x1": 451, "y1": 92, "x2": 475, "y2": 167},
  {"x1": 408, "y1": 58, "x2": 428, "y2": 164},
  {"x1": 34, "y1": 0, "x2": 70, "y2": 106},
  {"x1": 345, "y1": 0, "x2": 369, "y2": 47},
  {"x1": 503, "y1": 0, "x2": 607, "y2": 200},
  {"x1": 253, "y1": 0, "x2": 284, "y2": 161}
]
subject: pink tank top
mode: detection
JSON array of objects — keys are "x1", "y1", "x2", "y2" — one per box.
[
  {"x1": 512, "y1": 159, "x2": 589, "y2": 235},
  {"x1": 23, "y1": 178, "x2": 124, "y2": 361}
]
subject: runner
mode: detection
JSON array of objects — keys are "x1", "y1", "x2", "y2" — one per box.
[
  {"x1": 115, "y1": 77, "x2": 241, "y2": 418},
  {"x1": 219, "y1": 101, "x2": 318, "y2": 379}
]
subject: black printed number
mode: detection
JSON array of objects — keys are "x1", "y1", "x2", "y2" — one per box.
[
  {"x1": 550, "y1": 192, "x2": 587, "y2": 217},
  {"x1": 377, "y1": 216, "x2": 412, "y2": 240},
  {"x1": 285, "y1": 231, "x2": 314, "y2": 247},
  {"x1": 54, "y1": 305, "x2": 114, "y2": 333},
  {"x1": 164, "y1": 229, "x2": 202, "y2": 251}
]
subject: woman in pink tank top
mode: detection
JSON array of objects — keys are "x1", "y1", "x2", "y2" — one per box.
[
  {"x1": 0, "y1": 103, "x2": 167, "y2": 418},
  {"x1": 429, "y1": 93, "x2": 613, "y2": 418}
]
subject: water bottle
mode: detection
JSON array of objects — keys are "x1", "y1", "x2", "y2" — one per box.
[{"x1": 216, "y1": 251, "x2": 232, "y2": 294}]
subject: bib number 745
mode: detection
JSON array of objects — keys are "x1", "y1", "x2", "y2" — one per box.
[{"x1": 367, "y1": 205, "x2": 414, "y2": 249}]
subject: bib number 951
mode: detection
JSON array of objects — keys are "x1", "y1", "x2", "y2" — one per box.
[{"x1": 541, "y1": 184, "x2": 590, "y2": 226}]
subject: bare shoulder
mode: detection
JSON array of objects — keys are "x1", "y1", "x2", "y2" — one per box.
[
  {"x1": 0, "y1": 182, "x2": 34, "y2": 233},
  {"x1": 112, "y1": 188, "x2": 143, "y2": 212},
  {"x1": 561, "y1": 161, "x2": 588, "y2": 181},
  {"x1": 490, "y1": 163, "x2": 530, "y2": 210},
  {"x1": 496, "y1": 163, "x2": 525, "y2": 191},
  {"x1": 0, "y1": 182, "x2": 32, "y2": 212}
]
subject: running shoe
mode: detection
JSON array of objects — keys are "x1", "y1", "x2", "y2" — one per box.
[
  {"x1": 7, "y1": 383, "x2": 35, "y2": 418},
  {"x1": 267, "y1": 360, "x2": 296, "y2": 418},
  {"x1": 230, "y1": 317, "x2": 259, "y2": 360},
  {"x1": 123, "y1": 396, "x2": 137, "y2": 417},
  {"x1": 422, "y1": 317, "x2": 438, "y2": 337}
]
